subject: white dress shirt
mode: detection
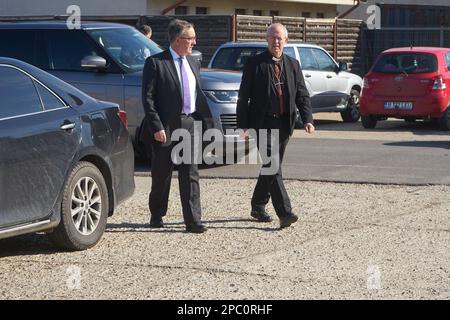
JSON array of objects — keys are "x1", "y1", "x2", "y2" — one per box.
[{"x1": 169, "y1": 46, "x2": 197, "y2": 114}]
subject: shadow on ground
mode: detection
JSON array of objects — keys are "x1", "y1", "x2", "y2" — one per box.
[{"x1": 0, "y1": 233, "x2": 64, "y2": 257}]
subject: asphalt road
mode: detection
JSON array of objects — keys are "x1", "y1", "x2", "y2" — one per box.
[{"x1": 137, "y1": 113, "x2": 450, "y2": 185}]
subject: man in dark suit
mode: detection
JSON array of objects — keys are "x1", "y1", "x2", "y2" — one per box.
[
  {"x1": 141, "y1": 19, "x2": 212, "y2": 233},
  {"x1": 237, "y1": 23, "x2": 315, "y2": 229}
]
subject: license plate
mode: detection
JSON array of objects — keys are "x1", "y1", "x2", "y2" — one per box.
[{"x1": 384, "y1": 101, "x2": 413, "y2": 110}]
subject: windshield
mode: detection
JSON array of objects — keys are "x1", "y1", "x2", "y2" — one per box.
[
  {"x1": 86, "y1": 27, "x2": 163, "y2": 73},
  {"x1": 211, "y1": 46, "x2": 297, "y2": 71},
  {"x1": 211, "y1": 47, "x2": 264, "y2": 70},
  {"x1": 373, "y1": 53, "x2": 438, "y2": 74}
]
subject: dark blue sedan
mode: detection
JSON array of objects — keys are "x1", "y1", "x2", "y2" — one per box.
[{"x1": 0, "y1": 57, "x2": 135, "y2": 250}]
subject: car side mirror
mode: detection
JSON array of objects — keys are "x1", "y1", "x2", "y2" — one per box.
[
  {"x1": 338, "y1": 61, "x2": 348, "y2": 72},
  {"x1": 81, "y1": 55, "x2": 107, "y2": 70}
]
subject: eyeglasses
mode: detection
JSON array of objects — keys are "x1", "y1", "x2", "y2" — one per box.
[
  {"x1": 179, "y1": 36, "x2": 196, "y2": 41},
  {"x1": 268, "y1": 36, "x2": 286, "y2": 42}
]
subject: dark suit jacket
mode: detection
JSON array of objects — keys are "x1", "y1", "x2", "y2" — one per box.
[
  {"x1": 237, "y1": 50, "x2": 313, "y2": 135},
  {"x1": 140, "y1": 49, "x2": 213, "y2": 143}
]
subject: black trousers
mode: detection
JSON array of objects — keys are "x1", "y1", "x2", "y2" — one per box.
[
  {"x1": 251, "y1": 114, "x2": 292, "y2": 217},
  {"x1": 149, "y1": 115, "x2": 201, "y2": 226}
]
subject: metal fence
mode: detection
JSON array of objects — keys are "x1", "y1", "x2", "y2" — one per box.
[
  {"x1": 138, "y1": 15, "x2": 233, "y2": 66},
  {"x1": 138, "y1": 15, "x2": 363, "y2": 72},
  {"x1": 362, "y1": 27, "x2": 450, "y2": 75}
]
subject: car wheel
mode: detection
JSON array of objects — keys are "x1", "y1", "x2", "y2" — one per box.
[
  {"x1": 438, "y1": 107, "x2": 450, "y2": 131},
  {"x1": 361, "y1": 115, "x2": 377, "y2": 129},
  {"x1": 340, "y1": 89, "x2": 360, "y2": 122},
  {"x1": 48, "y1": 161, "x2": 109, "y2": 251}
]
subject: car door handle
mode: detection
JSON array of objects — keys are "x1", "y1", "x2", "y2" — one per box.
[
  {"x1": 305, "y1": 74, "x2": 311, "y2": 78},
  {"x1": 326, "y1": 75, "x2": 333, "y2": 78},
  {"x1": 60, "y1": 123, "x2": 75, "y2": 131}
]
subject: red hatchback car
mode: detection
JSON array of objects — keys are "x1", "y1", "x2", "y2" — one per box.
[{"x1": 360, "y1": 47, "x2": 450, "y2": 130}]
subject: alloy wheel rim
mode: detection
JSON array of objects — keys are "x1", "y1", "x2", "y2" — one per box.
[
  {"x1": 352, "y1": 92, "x2": 360, "y2": 106},
  {"x1": 350, "y1": 93, "x2": 360, "y2": 118},
  {"x1": 71, "y1": 177, "x2": 102, "y2": 236}
]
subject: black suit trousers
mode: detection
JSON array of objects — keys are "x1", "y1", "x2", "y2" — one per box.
[
  {"x1": 149, "y1": 115, "x2": 202, "y2": 226},
  {"x1": 251, "y1": 114, "x2": 292, "y2": 217}
]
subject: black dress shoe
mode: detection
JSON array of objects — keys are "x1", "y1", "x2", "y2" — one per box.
[
  {"x1": 149, "y1": 218, "x2": 164, "y2": 228},
  {"x1": 279, "y1": 214, "x2": 298, "y2": 229},
  {"x1": 185, "y1": 224, "x2": 207, "y2": 233},
  {"x1": 250, "y1": 210, "x2": 273, "y2": 222}
]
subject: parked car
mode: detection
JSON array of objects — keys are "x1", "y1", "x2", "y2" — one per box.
[
  {"x1": 0, "y1": 57, "x2": 135, "y2": 250},
  {"x1": 0, "y1": 21, "x2": 242, "y2": 159},
  {"x1": 360, "y1": 46, "x2": 450, "y2": 130},
  {"x1": 190, "y1": 49, "x2": 203, "y2": 64},
  {"x1": 208, "y1": 41, "x2": 363, "y2": 123}
]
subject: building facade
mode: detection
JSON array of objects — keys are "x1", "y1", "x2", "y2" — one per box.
[
  {"x1": 0, "y1": 0, "x2": 146, "y2": 16},
  {"x1": 148, "y1": 0, "x2": 353, "y2": 18},
  {"x1": 338, "y1": 0, "x2": 450, "y2": 27},
  {"x1": 0, "y1": 0, "x2": 354, "y2": 18}
]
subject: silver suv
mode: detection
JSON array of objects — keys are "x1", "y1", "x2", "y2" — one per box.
[
  {"x1": 209, "y1": 42, "x2": 363, "y2": 122},
  {"x1": 0, "y1": 21, "x2": 242, "y2": 158}
]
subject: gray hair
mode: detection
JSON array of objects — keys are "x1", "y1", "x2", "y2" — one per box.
[
  {"x1": 168, "y1": 19, "x2": 194, "y2": 43},
  {"x1": 267, "y1": 23, "x2": 288, "y2": 39}
]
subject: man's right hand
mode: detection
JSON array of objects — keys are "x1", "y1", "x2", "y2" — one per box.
[{"x1": 154, "y1": 130, "x2": 167, "y2": 143}]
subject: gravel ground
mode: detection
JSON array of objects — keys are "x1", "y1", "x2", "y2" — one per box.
[{"x1": 0, "y1": 176, "x2": 449, "y2": 299}]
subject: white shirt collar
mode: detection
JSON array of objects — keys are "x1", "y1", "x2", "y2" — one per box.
[
  {"x1": 169, "y1": 46, "x2": 184, "y2": 61},
  {"x1": 272, "y1": 55, "x2": 282, "y2": 62}
]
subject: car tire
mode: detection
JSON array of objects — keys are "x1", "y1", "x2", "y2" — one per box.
[
  {"x1": 361, "y1": 115, "x2": 377, "y2": 129},
  {"x1": 48, "y1": 161, "x2": 109, "y2": 251},
  {"x1": 340, "y1": 89, "x2": 360, "y2": 122},
  {"x1": 438, "y1": 107, "x2": 450, "y2": 131}
]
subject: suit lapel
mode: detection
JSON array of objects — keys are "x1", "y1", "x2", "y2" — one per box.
[
  {"x1": 163, "y1": 50, "x2": 182, "y2": 98},
  {"x1": 261, "y1": 52, "x2": 271, "y2": 97},
  {"x1": 282, "y1": 54, "x2": 293, "y2": 105}
]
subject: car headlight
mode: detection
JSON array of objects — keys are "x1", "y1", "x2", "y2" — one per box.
[{"x1": 203, "y1": 90, "x2": 238, "y2": 103}]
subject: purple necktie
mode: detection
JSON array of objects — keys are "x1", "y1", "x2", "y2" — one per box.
[{"x1": 179, "y1": 57, "x2": 191, "y2": 114}]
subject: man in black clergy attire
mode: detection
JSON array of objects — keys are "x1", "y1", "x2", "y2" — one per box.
[{"x1": 237, "y1": 23, "x2": 315, "y2": 229}]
